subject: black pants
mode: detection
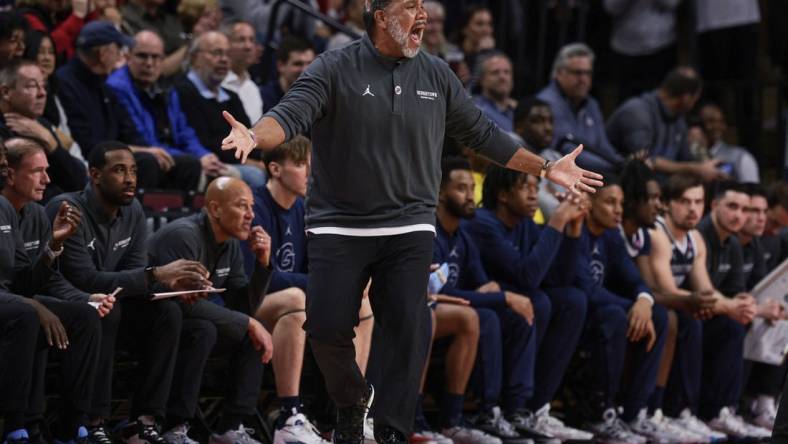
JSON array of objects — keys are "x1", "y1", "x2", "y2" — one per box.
[
  {"x1": 304, "y1": 232, "x2": 433, "y2": 435},
  {"x1": 0, "y1": 300, "x2": 39, "y2": 434},
  {"x1": 90, "y1": 299, "x2": 181, "y2": 419},
  {"x1": 168, "y1": 312, "x2": 265, "y2": 424},
  {"x1": 27, "y1": 297, "x2": 101, "y2": 433},
  {"x1": 134, "y1": 153, "x2": 202, "y2": 192}
]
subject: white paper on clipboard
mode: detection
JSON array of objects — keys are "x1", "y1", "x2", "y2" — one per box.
[
  {"x1": 744, "y1": 259, "x2": 788, "y2": 365},
  {"x1": 151, "y1": 288, "x2": 226, "y2": 301}
]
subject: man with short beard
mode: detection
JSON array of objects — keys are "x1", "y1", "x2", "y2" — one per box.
[
  {"x1": 45, "y1": 141, "x2": 216, "y2": 444},
  {"x1": 473, "y1": 52, "x2": 516, "y2": 133},
  {"x1": 221, "y1": 1, "x2": 603, "y2": 442}
]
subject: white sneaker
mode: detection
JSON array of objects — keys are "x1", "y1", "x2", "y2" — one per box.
[
  {"x1": 531, "y1": 404, "x2": 593, "y2": 441},
  {"x1": 162, "y1": 423, "x2": 199, "y2": 444},
  {"x1": 364, "y1": 418, "x2": 375, "y2": 444},
  {"x1": 273, "y1": 412, "x2": 329, "y2": 444},
  {"x1": 209, "y1": 424, "x2": 261, "y2": 444},
  {"x1": 628, "y1": 408, "x2": 681, "y2": 444},
  {"x1": 751, "y1": 395, "x2": 778, "y2": 431},
  {"x1": 441, "y1": 426, "x2": 498, "y2": 444},
  {"x1": 708, "y1": 407, "x2": 763, "y2": 439},
  {"x1": 650, "y1": 409, "x2": 708, "y2": 443},
  {"x1": 673, "y1": 408, "x2": 726, "y2": 442},
  {"x1": 588, "y1": 408, "x2": 646, "y2": 444},
  {"x1": 420, "y1": 430, "x2": 453, "y2": 444}
]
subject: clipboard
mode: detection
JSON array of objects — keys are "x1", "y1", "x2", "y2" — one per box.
[{"x1": 151, "y1": 288, "x2": 226, "y2": 301}]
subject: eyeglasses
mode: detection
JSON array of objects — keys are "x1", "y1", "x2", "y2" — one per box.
[
  {"x1": 132, "y1": 52, "x2": 164, "y2": 62},
  {"x1": 199, "y1": 49, "x2": 229, "y2": 58},
  {"x1": 562, "y1": 68, "x2": 593, "y2": 78}
]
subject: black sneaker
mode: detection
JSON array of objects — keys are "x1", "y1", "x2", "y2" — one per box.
[
  {"x1": 119, "y1": 421, "x2": 167, "y2": 444},
  {"x1": 333, "y1": 383, "x2": 375, "y2": 444},
  {"x1": 2, "y1": 430, "x2": 30, "y2": 444},
  {"x1": 87, "y1": 425, "x2": 113, "y2": 444},
  {"x1": 373, "y1": 425, "x2": 407, "y2": 444}
]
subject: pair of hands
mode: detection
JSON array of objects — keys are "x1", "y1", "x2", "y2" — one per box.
[
  {"x1": 26, "y1": 293, "x2": 115, "y2": 350},
  {"x1": 628, "y1": 298, "x2": 657, "y2": 351},
  {"x1": 479, "y1": 281, "x2": 535, "y2": 326},
  {"x1": 3, "y1": 113, "x2": 58, "y2": 153}
]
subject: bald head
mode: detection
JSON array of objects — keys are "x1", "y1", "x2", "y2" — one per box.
[
  {"x1": 205, "y1": 177, "x2": 255, "y2": 242},
  {"x1": 206, "y1": 176, "x2": 249, "y2": 203},
  {"x1": 128, "y1": 30, "x2": 165, "y2": 87}
]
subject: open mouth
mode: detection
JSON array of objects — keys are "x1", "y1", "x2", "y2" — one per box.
[{"x1": 410, "y1": 23, "x2": 426, "y2": 44}]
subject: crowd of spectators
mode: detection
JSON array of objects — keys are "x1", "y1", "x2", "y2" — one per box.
[{"x1": 1, "y1": 0, "x2": 788, "y2": 444}]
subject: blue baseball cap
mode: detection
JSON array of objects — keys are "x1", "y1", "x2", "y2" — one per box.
[{"x1": 76, "y1": 20, "x2": 134, "y2": 50}]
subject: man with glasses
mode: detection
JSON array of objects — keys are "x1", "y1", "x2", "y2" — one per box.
[
  {"x1": 108, "y1": 30, "x2": 231, "y2": 187},
  {"x1": 537, "y1": 43, "x2": 624, "y2": 176},
  {"x1": 56, "y1": 21, "x2": 202, "y2": 191},
  {"x1": 175, "y1": 30, "x2": 267, "y2": 188}
]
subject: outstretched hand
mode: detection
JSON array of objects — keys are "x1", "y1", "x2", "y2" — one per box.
[
  {"x1": 546, "y1": 144, "x2": 604, "y2": 193},
  {"x1": 221, "y1": 111, "x2": 256, "y2": 164}
]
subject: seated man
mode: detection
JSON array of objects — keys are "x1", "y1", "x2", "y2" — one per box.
[
  {"x1": 1, "y1": 138, "x2": 111, "y2": 444},
  {"x1": 472, "y1": 52, "x2": 516, "y2": 133},
  {"x1": 0, "y1": 139, "x2": 77, "y2": 444},
  {"x1": 148, "y1": 177, "x2": 274, "y2": 444},
  {"x1": 176, "y1": 31, "x2": 266, "y2": 188},
  {"x1": 46, "y1": 141, "x2": 210, "y2": 444},
  {"x1": 0, "y1": 60, "x2": 87, "y2": 198},
  {"x1": 56, "y1": 21, "x2": 201, "y2": 191},
  {"x1": 575, "y1": 178, "x2": 668, "y2": 444},
  {"x1": 107, "y1": 31, "x2": 233, "y2": 185},
  {"x1": 698, "y1": 102, "x2": 760, "y2": 183},
  {"x1": 695, "y1": 182, "x2": 772, "y2": 438},
  {"x1": 423, "y1": 157, "x2": 534, "y2": 444},
  {"x1": 241, "y1": 136, "x2": 368, "y2": 444},
  {"x1": 468, "y1": 165, "x2": 592, "y2": 441},
  {"x1": 606, "y1": 67, "x2": 725, "y2": 183},
  {"x1": 537, "y1": 43, "x2": 624, "y2": 176},
  {"x1": 648, "y1": 174, "x2": 763, "y2": 440},
  {"x1": 739, "y1": 183, "x2": 783, "y2": 430},
  {"x1": 260, "y1": 37, "x2": 315, "y2": 113}
]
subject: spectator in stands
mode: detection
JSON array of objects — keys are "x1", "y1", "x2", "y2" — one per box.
[
  {"x1": 222, "y1": 21, "x2": 263, "y2": 125},
  {"x1": 538, "y1": 43, "x2": 624, "y2": 177},
  {"x1": 177, "y1": 0, "x2": 221, "y2": 37},
  {"x1": 57, "y1": 21, "x2": 202, "y2": 191},
  {"x1": 23, "y1": 32, "x2": 59, "y2": 129},
  {"x1": 607, "y1": 67, "x2": 728, "y2": 183},
  {"x1": 0, "y1": 12, "x2": 27, "y2": 68},
  {"x1": 699, "y1": 102, "x2": 760, "y2": 183},
  {"x1": 260, "y1": 36, "x2": 315, "y2": 113},
  {"x1": 326, "y1": 0, "x2": 365, "y2": 51},
  {"x1": 147, "y1": 177, "x2": 274, "y2": 444},
  {"x1": 45, "y1": 141, "x2": 213, "y2": 444},
  {"x1": 176, "y1": 31, "x2": 267, "y2": 188},
  {"x1": 513, "y1": 97, "x2": 562, "y2": 220},
  {"x1": 17, "y1": 0, "x2": 112, "y2": 60},
  {"x1": 456, "y1": 5, "x2": 494, "y2": 77},
  {"x1": 694, "y1": 181, "x2": 772, "y2": 438},
  {"x1": 0, "y1": 139, "x2": 64, "y2": 444},
  {"x1": 242, "y1": 136, "x2": 371, "y2": 444},
  {"x1": 121, "y1": 0, "x2": 188, "y2": 77},
  {"x1": 473, "y1": 51, "x2": 515, "y2": 133},
  {"x1": 576, "y1": 178, "x2": 671, "y2": 443},
  {"x1": 0, "y1": 60, "x2": 88, "y2": 198},
  {"x1": 470, "y1": 165, "x2": 593, "y2": 441},
  {"x1": 107, "y1": 30, "x2": 232, "y2": 187},
  {"x1": 422, "y1": 0, "x2": 470, "y2": 85},
  {"x1": 0, "y1": 137, "x2": 111, "y2": 444},
  {"x1": 603, "y1": 0, "x2": 679, "y2": 100}
]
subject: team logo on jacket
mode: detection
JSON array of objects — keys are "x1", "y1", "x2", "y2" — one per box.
[
  {"x1": 276, "y1": 242, "x2": 296, "y2": 272},
  {"x1": 216, "y1": 267, "x2": 230, "y2": 278},
  {"x1": 0, "y1": 225, "x2": 10, "y2": 234},
  {"x1": 417, "y1": 90, "x2": 438, "y2": 101},
  {"x1": 590, "y1": 260, "x2": 605, "y2": 285},
  {"x1": 112, "y1": 236, "x2": 131, "y2": 251},
  {"x1": 362, "y1": 85, "x2": 374, "y2": 97},
  {"x1": 447, "y1": 262, "x2": 460, "y2": 287}
]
